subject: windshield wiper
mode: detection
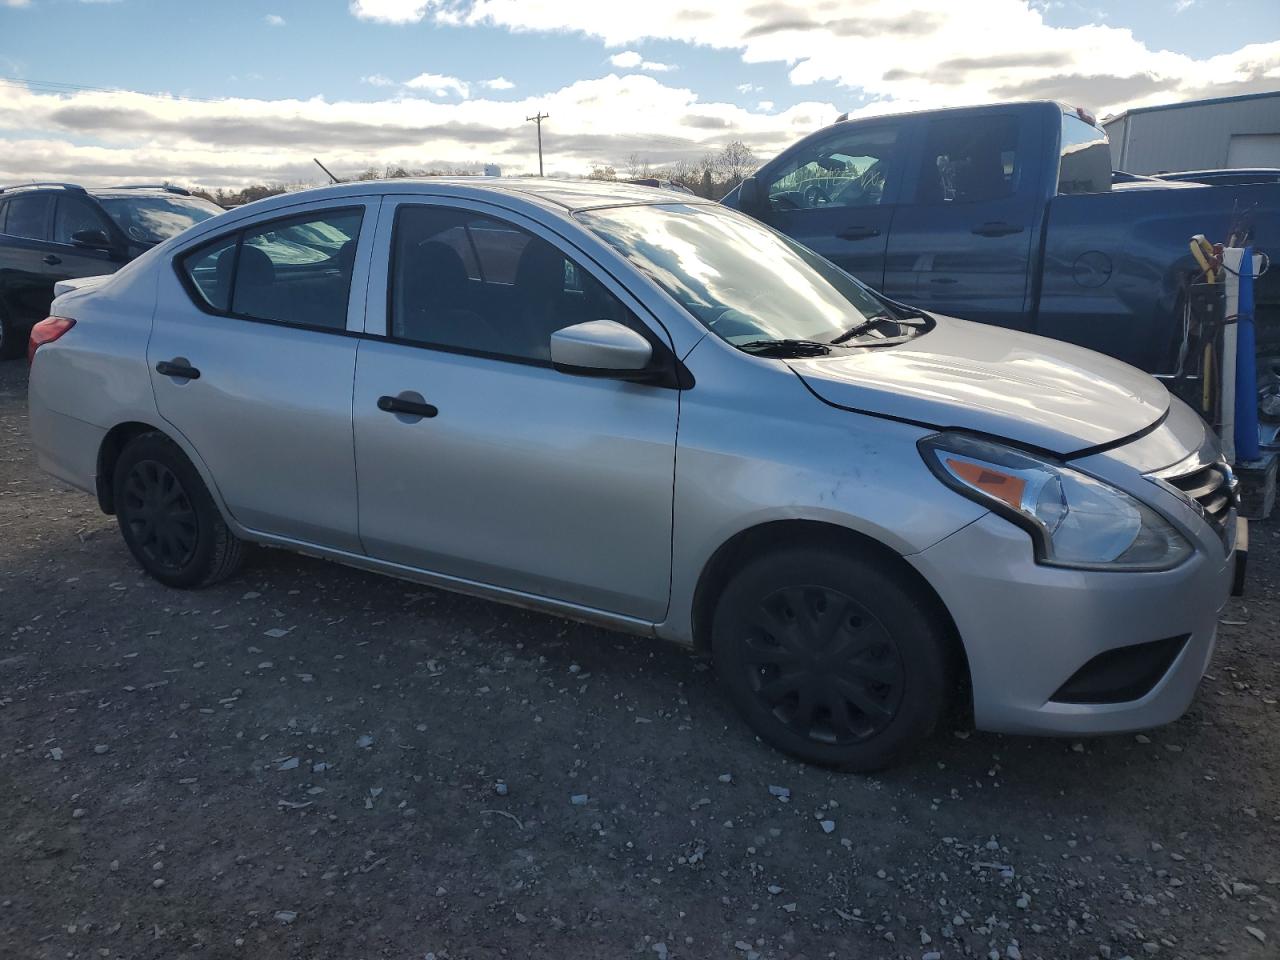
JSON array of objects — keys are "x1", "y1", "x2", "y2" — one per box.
[
  {"x1": 737, "y1": 338, "x2": 833, "y2": 357},
  {"x1": 830, "y1": 309, "x2": 930, "y2": 344}
]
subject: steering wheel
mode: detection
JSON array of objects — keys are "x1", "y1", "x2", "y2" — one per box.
[{"x1": 802, "y1": 184, "x2": 831, "y2": 207}]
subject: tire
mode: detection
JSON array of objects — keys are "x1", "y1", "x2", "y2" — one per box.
[
  {"x1": 711, "y1": 545, "x2": 951, "y2": 771},
  {"x1": 0, "y1": 309, "x2": 22, "y2": 360},
  {"x1": 112, "y1": 432, "x2": 246, "y2": 588}
]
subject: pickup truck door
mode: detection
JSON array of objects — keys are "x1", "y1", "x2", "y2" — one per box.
[
  {"x1": 753, "y1": 119, "x2": 907, "y2": 290},
  {"x1": 882, "y1": 110, "x2": 1046, "y2": 331}
]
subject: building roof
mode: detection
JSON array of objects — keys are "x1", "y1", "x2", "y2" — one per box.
[{"x1": 1102, "y1": 89, "x2": 1280, "y2": 126}]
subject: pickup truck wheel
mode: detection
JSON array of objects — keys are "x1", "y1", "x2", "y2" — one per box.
[
  {"x1": 112, "y1": 432, "x2": 246, "y2": 588},
  {"x1": 712, "y1": 546, "x2": 950, "y2": 771}
]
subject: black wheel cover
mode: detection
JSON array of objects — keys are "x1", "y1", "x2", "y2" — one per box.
[
  {"x1": 739, "y1": 585, "x2": 905, "y2": 745},
  {"x1": 121, "y1": 458, "x2": 198, "y2": 572}
]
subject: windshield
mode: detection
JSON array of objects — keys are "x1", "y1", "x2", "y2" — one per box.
[
  {"x1": 577, "y1": 203, "x2": 918, "y2": 350},
  {"x1": 95, "y1": 195, "x2": 223, "y2": 245}
]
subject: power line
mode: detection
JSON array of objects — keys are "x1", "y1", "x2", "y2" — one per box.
[{"x1": 0, "y1": 75, "x2": 220, "y2": 104}]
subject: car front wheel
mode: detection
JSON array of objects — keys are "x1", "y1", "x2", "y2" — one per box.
[
  {"x1": 112, "y1": 432, "x2": 246, "y2": 588},
  {"x1": 712, "y1": 544, "x2": 952, "y2": 770}
]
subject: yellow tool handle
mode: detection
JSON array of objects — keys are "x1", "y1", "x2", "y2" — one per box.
[{"x1": 1190, "y1": 234, "x2": 1216, "y2": 283}]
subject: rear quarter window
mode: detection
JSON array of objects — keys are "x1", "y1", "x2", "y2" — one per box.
[{"x1": 180, "y1": 234, "x2": 238, "y2": 312}]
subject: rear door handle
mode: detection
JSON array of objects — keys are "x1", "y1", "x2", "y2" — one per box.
[
  {"x1": 971, "y1": 221, "x2": 1024, "y2": 237},
  {"x1": 378, "y1": 394, "x2": 438, "y2": 419},
  {"x1": 836, "y1": 225, "x2": 881, "y2": 240},
  {"x1": 42, "y1": 254, "x2": 62, "y2": 265},
  {"x1": 155, "y1": 359, "x2": 201, "y2": 380}
]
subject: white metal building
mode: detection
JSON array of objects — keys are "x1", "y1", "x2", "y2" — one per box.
[{"x1": 1102, "y1": 90, "x2": 1280, "y2": 174}]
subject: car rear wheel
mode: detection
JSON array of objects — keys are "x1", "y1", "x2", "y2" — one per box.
[
  {"x1": 712, "y1": 545, "x2": 951, "y2": 770},
  {"x1": 112, "y1": 432, "x2": 246, "y2": 588}
]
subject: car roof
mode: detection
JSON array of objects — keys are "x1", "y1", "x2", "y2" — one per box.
[
  {"x1": 0, "y1": 182, "x2": 198, "y2": 199},
  {"x1": 235, "y1": 177, "x2": 712, "y2": 217}
]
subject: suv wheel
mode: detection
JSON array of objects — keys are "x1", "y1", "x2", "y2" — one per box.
[
  {"x1": 112, "y1": 432, "x2": 246, "y2": 588},
  {"x1": 712, "y1": 545, "x2": 951, "y2": 770}
]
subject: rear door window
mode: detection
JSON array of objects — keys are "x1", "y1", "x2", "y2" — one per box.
[
  {"x1": 916, "y1": 115, "x2": 1022, "y2": 204},
  {"x1": 3, "y1": 193, "x2": 53, "y2": 240},
  {"x1": 177, "y1": 208, "x2": 363, "y2": 330}
]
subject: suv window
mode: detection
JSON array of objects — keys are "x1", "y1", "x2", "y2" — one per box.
[
  {"x1": 178, "y1": 208, "x2": 363, "y2": 330},
  {"x1": 3, "y1": 193, "x2": 53, "y2": 240},
  {"x1": 389, "y1": 204, "x2": 635, "y2": 362},
  {"x1": 765, "y1": 125, "x2": 900, "y2": 210},
  {"x1": 917, "y1": 114, "x2": 1021, "y2": 204},
  {"x1": 1058, "y1": 114, "x2": 1112, "y2": 195},
  {"x1": 54, "y1": 195, "x2": 112, "y2": 245}
]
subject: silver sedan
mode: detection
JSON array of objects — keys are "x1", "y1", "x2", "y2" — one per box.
[{"x1": 26, "y1": 178, "x2": 1243, "y2": 769}]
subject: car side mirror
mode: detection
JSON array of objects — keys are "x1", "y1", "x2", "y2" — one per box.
[
  {"x1": 737, "y1": 176, "x2": 764, "y2": 213},
  {"x1": 70, "y1": 229, "x2": 113, "y2": 250},
  {"x1": 550, "y1": 320, "x2": 655, "y2": 380}
]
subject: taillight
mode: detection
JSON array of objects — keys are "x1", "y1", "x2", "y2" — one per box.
[{"x1": 28, "y1": 316, "x2": 76, "y2": 364}]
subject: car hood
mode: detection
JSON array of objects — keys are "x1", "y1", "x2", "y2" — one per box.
[{"x1": 787, "y1": 314, "x2": 1169, "y2": 457}]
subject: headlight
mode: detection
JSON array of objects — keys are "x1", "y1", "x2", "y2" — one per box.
[{"x1": 919, "y1": 433, "x2": 1191, "y2": 571}]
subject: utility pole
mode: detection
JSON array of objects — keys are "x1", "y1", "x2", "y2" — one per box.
[{"x1": 526, "y1": 112, "x2": 549, "y2": 177}]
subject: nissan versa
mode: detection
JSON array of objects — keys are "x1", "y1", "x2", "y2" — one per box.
[{"x1": 26, "y1": 179, "x2": 1246, "y2": 770}]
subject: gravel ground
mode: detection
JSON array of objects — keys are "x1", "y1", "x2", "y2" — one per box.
[{"x1": 1, "y1": 358, "x2": 1277, "y2": 960}]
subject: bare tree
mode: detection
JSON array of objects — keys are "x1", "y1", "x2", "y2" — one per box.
[
  {"x1": 624, "y1": 152, "x2": 652, "y2": 180},
  {"x1": 588, "y1": 163, "x2": 618, "y2": 181},
  {"x1": 714, "y1": 141, "x2": 757, "y2": 187}
]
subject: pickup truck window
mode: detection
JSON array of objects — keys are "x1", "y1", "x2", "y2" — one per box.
[
  {"x1": 1058, "y1": 115, "x2": 1112, "y2": 195},
  {"x1": 764, "y1": 126, "x2": 900, "y2": 211},
  {"x1": 917, "y1": 115, "x2": 1021, "y2": 204}
]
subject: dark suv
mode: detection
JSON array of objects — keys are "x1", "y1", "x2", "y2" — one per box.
[{"x1": 0, "y1": 182, "x2": 224, "y2": 357}]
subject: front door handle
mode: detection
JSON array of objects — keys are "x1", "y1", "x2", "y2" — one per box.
[
  {"x1": 378, "y1": 394, "x2": 438, "y2": 420},
  {"x1": 42, "y1": 254, "x2": 62, "y2": 266},
  {"x1": 156, "y1": 359, "x2": 201, "y2": 380},
  {"x1": 971, "y1": 221, "x2": 1024, "y2": 238},
  {"x1": 836, "y1": 225, "x2": 881, "y2": 240}
]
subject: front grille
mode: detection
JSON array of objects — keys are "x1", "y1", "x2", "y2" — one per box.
[{"x1": 1159, "y1": 458, "x2": 1236, "y2": 546}]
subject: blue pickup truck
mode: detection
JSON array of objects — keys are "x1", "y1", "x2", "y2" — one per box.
[{"x1": 724, "y1": 101, "x2": 1279, "y2": 422}]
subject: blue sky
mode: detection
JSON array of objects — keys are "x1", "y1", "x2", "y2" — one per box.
[{"x1": 0, "y1": 0, "x2": 1277, "y2": 186}]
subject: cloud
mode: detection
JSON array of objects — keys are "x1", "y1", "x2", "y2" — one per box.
[
  {"x1": 608, "y1": 50, "x2": 675, "y2": 73},
  {"x1": 758, "y1": 100, "x2": 774, "y2": 111},
  {"x1": 361, "y1": 74, "x2": 396, "y2": 87},
  {"x1": 2, "y1": 0, "x2": 32, "y2": 7},
  {"x1": 349, "y1": 0, "x2": 429, "y2": 23},
  {"x1": 264, "y1": 13, "x2": 285, "y2": 26},
  {"x1": 736, "y1": 83, "x2": 762, "y2": 94},
  {"x1": 483, "y1": 76, "x2": 515, "y2": 90},
  {"x1": 377, "y1": 0, "x2": 1280, "y2": 117},
  {"x1": 403, "y1": 72, "x2": 470, "y2": 98},
  {"x1": 0, "y1": 74, "x2": 833, "y2": 187}
]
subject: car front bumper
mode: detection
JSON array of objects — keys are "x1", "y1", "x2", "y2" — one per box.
[{"x1": 908, "y1": 510, "x2": 1236, "y2": 737}]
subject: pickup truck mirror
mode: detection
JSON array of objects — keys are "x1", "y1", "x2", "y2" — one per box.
[{"x1": 737, "y1": 176, "x2": 764, "y2": 213}]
